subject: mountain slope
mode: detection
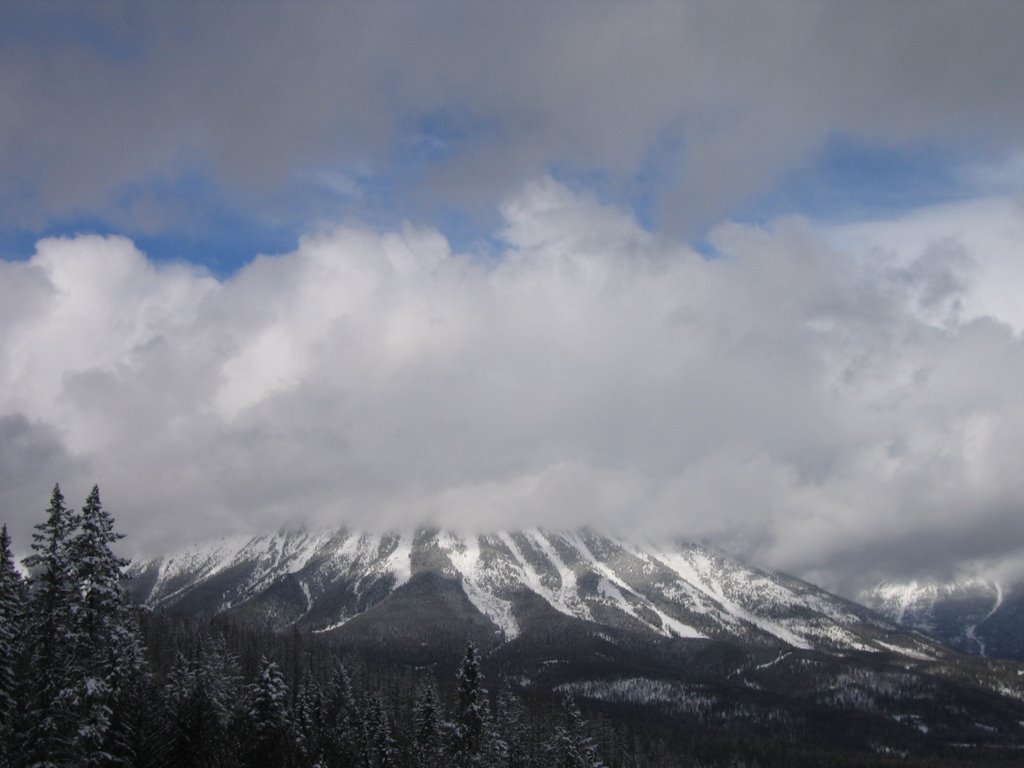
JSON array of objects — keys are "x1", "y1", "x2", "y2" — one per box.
[
  {"x1": 127, "y1": 527, "x2": 1024, "y2": 760},
  {"x1": 861, "y1": 578, "x2": 1024, "y2": 660},
  {"x1": 128, "y1": 526, "x2": 940, "y2": 661}
]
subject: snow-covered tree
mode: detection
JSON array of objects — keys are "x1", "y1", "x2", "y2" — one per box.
[
  {"x1": 362, "y1": 695, "x2": 397, "y2": 768},
  {"x1": 163, "y1": 638, "x2": 243, "y2": 768},
  {"x1": 0, "y1": 524, "x2": 26, "y2": 766},
  {"x1": 411, "y1": 680, "x2": 448, "y2": 768},
  {"x1": 545, "y1": 695, "x2": 605, "y2": 768},
  {"x1": 490, "y1": 685, "x2": 532, "y2": 768},
  {"x1": 321, "y1": 659, "x2": 363, "y2": 767},
  {"x1": 243, "y1": 657, "x2": 293, "y2": 768},
  {"x1": 20, "y1": 483, "x2": 81, "y2": 767},
  {"x1": 451, "y1": 642, "x2": 490, "y2": 766},
  {"x1": 68, "y1": 486, "x2": 144, "y2": 766},
  {"x1": 293, "y1": 669, "x2": 326, "y2": 766}
]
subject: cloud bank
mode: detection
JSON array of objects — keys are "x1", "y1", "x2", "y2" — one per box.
[{"x1": 2, "y1": 178, "x2": 1023, "y2": 593}]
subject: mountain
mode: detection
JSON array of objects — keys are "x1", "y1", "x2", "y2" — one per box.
[
  {"x1": 128, "y1": 526, "x2": 936, "y2": 660},
  {"x1": 127, "y1": 527, "x2": 1024, "y2": 761},
  {"x1": 861, "y1": 578, "x2": 1024, "y2": 660}
]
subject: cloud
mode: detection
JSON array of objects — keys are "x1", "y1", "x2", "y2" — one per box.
[
  {"x1": 3, "y1": 2, "x2": 1024, "y2": 236},
  {"x1": 1, "y1": 178, "x2": 1023, "y2": 594}
]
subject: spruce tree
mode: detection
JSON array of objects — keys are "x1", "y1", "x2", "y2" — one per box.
[
  {"x1": 293, "y1": 669, "x2": 327, "y2": 767},
  {"x1": 321, "y1": 660, "x2": 362, "y2": 768},
  {"x1": 491, "y1": 685, "x2": 532, "y2": 768},
  {"x1": 0, "y1": 524, "x2": 26, "y2": 767},
  {"x1": 243, "y1": 658, "x2": 293, "y2": 768},
  {"x1": 21, "y1": 483, "x2": 81, "y2": 767},
  {"x1": 163, "y1": 638, "x2": 243, "y2": 768},
  {"x1": 411, "y1": 680, "x2": 448, "y2": 768},
  {"x1": 452, "y1": 642, "x2": 489, "y2": 766},
  {"x1": 545, "y1": 695, "x2": 604, "y2": 768},
  {"x1": 69, "y1": 486, "x2": 144, "y2": 766},
  {"x1": 361, "y1": 695, "x2": 397, "y2": 768}
]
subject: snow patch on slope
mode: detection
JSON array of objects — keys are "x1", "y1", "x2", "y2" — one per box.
[
  {"x1": 647, "y1": 544, "x2": 813, "y2": 650},
  {"x1": 149, "y1": 533, "x2": 254, "y2": 603},
  {"x1": 437, "y1": 531, "x2": 520, "y2": 639},
  {"x1": 525, "y1": 529, "x2": 592, "y2": 621},
  {"x1": 566, "y1": 531, "x2": 704, "y2": 639}
]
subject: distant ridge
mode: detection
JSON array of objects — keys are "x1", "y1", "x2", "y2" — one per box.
[{"x1": 862, "y1": 577, "x2": 1024, "y2": 660}]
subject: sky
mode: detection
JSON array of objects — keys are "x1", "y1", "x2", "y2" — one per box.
[{"x1": 2, "y1": 1, "x2": 1024, "y2": 594}]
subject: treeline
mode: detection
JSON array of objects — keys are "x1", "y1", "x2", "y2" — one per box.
[{"x1": 0, "y1": 484, "x2": 606, "y2": 768}]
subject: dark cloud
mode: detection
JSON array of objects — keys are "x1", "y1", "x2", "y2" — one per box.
[{"x1": 2, "y1": 2, "x2": 1024, "y2": 235}]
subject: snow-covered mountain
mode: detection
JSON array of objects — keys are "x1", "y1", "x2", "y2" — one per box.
[
  {"x1": 128, "y1": 527, "x2": 941, "y2": 661},
  {"x1": 129, "y1": 526, "x2": 1024, "y2": 751},
  {"x1": 861, "y1": 578, "x2": 1024, "y2": 660}
]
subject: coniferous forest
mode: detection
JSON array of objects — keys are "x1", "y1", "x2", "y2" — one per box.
[
  {"x1": 4, "y1": 486, "x2": 1023, "y2": 768},
  {"x1": 0, "y1": 484, "x2": 613, "y2": 768}
]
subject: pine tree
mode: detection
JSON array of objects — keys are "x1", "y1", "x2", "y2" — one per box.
[
  {"x1": 490, "y1": 685, "x2": 532, "y2": 768},
  {"x1": 361, "y1": 695, "x2": 397, "y2": 768},
  {"x1": 68, "y1": 486, "x2": 145, "y2": 766},
  {"x1": 110, "y1": 670, "x2": 168, "y2": 768},
  {"x1": 411, "y1": 680, "x2": 448, "y2": 768},
  {"x1": 293, "y1": 669, "x2": 326, "y2": 767},
  {"x1": 163, "y1": 639, "x2": 243, "y2": 768},
  {"x1": 545, "y1": 695, "x2": 605, "y2": 768},
  {"x1": 451, "y1": 642, "x2": 489, "y2": 766},
  {"x1": 321, "y1": 660, "x2": 362, "y2": 768},
  {"x1": 0, "y1": 524, "x2": 26, "y2": 767},
  {"x1": 243, "y1": 658, "x2": 293, "y2": 768},
  {"x1": 21, "y1": 483, "x2": 81, "y2": 768}
]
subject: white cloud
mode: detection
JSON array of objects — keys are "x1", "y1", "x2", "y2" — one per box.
[
  {"x1": 826, "y1": 196, "x2": 1024, "y2": 333},
  {"x1": 2, "y1": 179, "x2": 1024, "y2": 594}
]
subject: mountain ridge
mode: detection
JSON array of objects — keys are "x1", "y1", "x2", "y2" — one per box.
[
  {"x1": 127, "y1": 525, "x2": 943, "y2": 662},
  {"x1": 861, "y1": 577, "x2": 1024, "y2": 660}
]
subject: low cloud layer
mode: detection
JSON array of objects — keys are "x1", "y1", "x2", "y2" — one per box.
[{"x1": 1, "y1": 179, "x2": 1023, "y2": 594}]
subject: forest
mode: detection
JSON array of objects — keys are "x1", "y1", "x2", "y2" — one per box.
[
  {"x1": 0, "y1": 484, "x2": 615, "y2": 768},
  {"x1": 4, "y1": 485, "x2": 1019, "y2": 768}
]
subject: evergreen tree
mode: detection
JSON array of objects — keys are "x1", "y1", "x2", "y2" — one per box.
[
  {"x1": 490, "y1": 685, "x2": 532, "y2": 768},
  {"x1": 110, "y1": 670, "x2": 168, "y2": 768},
  {"x1": 0, "y1": 524, "x2": 26, "y2": 767},
  {"x1": 545, "y1": 695, "x2": 604, "y2": 768},
  {"x1": 163, "y1": 643, "x2": 241, "y2": 768},
  {"x1": 293, "y1": 669, "x2": 326, "y2": 767},
  {"x1": 411, "y1": 680, "x2": 447, "y2": 768},
  {"x1": 243, "y1": 658, "x2": 293, "y2": 768},
  {"x1": 321, "y1": 660, "x2": 362, "y2": 768},
  {"x1": 21, "y1": 483, "x2": 81, "y2": 767},
  {"x1": 451, "y1": 642, "x2": 489, "y2": 766},
  {"x1": 361, "y1": 695, "x2": 397, "y2": 768},
  {"x1": 69, "y1": 486, "x2": 145, "y2": 766}
]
